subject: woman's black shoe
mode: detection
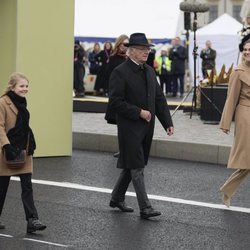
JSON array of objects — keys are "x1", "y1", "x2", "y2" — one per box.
[{"x1": 27, "y1": 218, "x2": 46, "y2": 233}]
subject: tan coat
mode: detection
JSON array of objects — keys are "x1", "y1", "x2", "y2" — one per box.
[
  {"x1": 220, "y1": 62, "x2": 250, "y2": 169},
  {"x1": 0, "y1": 95, "x2": 33, "y2": 176}
]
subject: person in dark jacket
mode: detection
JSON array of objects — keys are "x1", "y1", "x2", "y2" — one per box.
[
  {"x1": 105, "y1": 34, "x2": 129, "y2": 91},
  {"x1": 105, "y1": 34, "x2": 129, "y2": 158},
  {"x1": 169, "y1": 37, "x2": 187, "y2": 97},
  {"x1": 107, "y1": 33, "x2": 174, "y2": 219},
  {"x1": 200, "y1": 40, "x2": 217, "y2": 79},
  {"x1": 0, "y1": 72, "x2": 46, "y2": 233},
  {"x1": 88, "y1": 43, "x2": 101, "y2": 75},
  {"x1": 73, "y1": 40, "x2": 86, "y2": 97},
  {"x1": 94, "y1": 41, "x2": 113, "y2": 96},
  {"x1": 146, "y1": 39, "x2": 156, "y2": 68},
  {"x1": 105, "y1": 34, "x2": 129, "y2": 125}
]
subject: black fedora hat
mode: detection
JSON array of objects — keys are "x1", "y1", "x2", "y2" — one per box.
[
  {"x1": 239, "y1": 33, "x2": 250, "y2": 52},
  {"x1": 124, "y1": 33, "x2": 154, "y2": 47}
]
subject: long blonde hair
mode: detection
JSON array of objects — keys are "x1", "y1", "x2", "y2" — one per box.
[
  {"x1": 111, "y1": 34, "x2": 129, "y2": 56},
  {"x1": 3, "y1": 72, "x2": 29, "y2": 95}
]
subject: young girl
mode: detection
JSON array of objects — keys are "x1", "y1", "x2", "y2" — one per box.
[{"x1": 0, "y1": 72, "x2": 46, "y2": 233}]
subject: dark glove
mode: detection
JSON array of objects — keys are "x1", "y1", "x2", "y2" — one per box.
[{"x1": 3, "y1": 144, "x2": 18, "y2": 160}]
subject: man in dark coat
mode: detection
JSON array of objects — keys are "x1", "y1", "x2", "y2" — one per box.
[
  {"x1": 107, "y1": 33, "x2": 174, "y2": 219},
  {"x1": 200, "y1": 40, "x2": 217, "y2": 79},
  {"x1": 169, "y1": 37, "x2": 187, "y2": 97}
]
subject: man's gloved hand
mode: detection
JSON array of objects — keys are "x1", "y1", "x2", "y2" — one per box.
[{"x1": 3, "y1": 144, "x2": 18, "y2": 160}]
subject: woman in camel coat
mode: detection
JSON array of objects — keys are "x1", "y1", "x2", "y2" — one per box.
[
  {"x1": 219, "y1": 35, "x2": 250, "y2": 207},
  {"x1": 0, "y1": 72, "x2": 46, "y2": 233}
]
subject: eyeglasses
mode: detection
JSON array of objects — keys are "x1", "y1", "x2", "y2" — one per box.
[{"x1": 132, "y1": 46, "x2": 151, "y2": 52}]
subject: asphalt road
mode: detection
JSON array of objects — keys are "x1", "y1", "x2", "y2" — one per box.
[{"x1": 0, "y1": 150, "x2": 250, "y2": 250}]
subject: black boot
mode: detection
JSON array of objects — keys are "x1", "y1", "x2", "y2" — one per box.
[
  {"x1": 27, "y1": 218, "x2": 46, "y2": 233},
  {"x1": 0, "y1": 221, "x2": 5, "y2": 229}
]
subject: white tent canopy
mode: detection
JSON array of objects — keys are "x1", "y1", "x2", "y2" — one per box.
[
  {"x1": 74, "y1": 0, "x2": 183, "y2": 42},
  {"x1": 189, "y1": 13, "x2": 243, "y2": 82}
]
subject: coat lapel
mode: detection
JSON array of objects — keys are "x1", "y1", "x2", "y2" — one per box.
[{"x1": 5, "y1": 96, "x2": 18, "y2": 115}]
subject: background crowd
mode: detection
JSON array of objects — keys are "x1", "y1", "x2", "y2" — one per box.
[{"x1": 73, "y1": 36, "x2": 190, "y2": 98}]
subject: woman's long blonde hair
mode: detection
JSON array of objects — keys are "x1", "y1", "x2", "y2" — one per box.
[
  {"x1": 3, "y1": 72, "x2": 29, "y2": 95},
  {"x1": 111, "y1": 34, "x2": 129, "y2": 56}
]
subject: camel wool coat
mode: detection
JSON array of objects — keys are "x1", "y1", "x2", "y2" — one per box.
[
  {"x1": 220, "y1": 62, "x2": 250, "y2": 169},
  {"x1": 0, "y1": 95, "x2": 33, "y2": 176}
]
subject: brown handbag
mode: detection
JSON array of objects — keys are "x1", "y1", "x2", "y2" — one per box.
[
  {"x1": 4, "y1": 149, "x2": 27, "y2": 168},
  {"x1": 4, "y1": 133, "x2": 29, "y2": 169}
]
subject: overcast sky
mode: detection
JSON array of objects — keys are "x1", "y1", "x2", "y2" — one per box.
[{"x1": 74, "y1": 0, "x2": 183, "y2": 39}]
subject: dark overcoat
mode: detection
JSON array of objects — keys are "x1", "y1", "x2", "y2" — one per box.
[
  {"x1": 108, "y1": 58, "x2": 173, "y2": 169},
  {"x1": 169, "y1": 45, "x2": 187, "y2": 75},
  {"x1": 105, "y1": 54, "x2": 127, "y2": 124},
  {"x1": 94, "y1": 50, "x2": 111, "y2": 91},
  {"x1": 200, "y1": 48, "x2": 216, "y2": 69}
]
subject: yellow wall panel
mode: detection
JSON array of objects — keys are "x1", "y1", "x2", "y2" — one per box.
[
  {"x1": 0, "y1": 0, "x2": 17, "y2": 92},
  {"x1": 0, "y1": 0, "x2": 74, "y2": 156}
]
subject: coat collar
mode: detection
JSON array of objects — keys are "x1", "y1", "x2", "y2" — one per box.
[
  {"x1": 236, "y1": 62, "x2": 250, "y2": 72},
  {"x1": 2, "y1": 95, "x2": 18, "y2": 115},
  {"x1": 127, "y1": 58, "x2": 147, "y2": 73}
]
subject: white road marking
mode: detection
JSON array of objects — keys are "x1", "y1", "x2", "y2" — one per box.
[
  {"x1": 23, "y1": 238, "x2": 69, "y2": 248},
  {"x1": 0, "y1": 233, "x2": 13, "y2": 238},
  {"x1": 11, "y1": 177, "x2": 250, "y2": 214},
  {"x1": 0, "y1": 233, "x2": 68, "y2": 247}
]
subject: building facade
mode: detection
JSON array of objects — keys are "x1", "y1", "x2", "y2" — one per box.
[{"x1": 195, "y1": 0, "x2": 245, "y2": 28}]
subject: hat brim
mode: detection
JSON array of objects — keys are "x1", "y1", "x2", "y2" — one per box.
[{"x1": 124, "y1": 42, "x2": 154, "y2": 47}]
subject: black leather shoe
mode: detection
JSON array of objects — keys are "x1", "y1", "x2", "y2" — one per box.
[
  {"x1": 140, "y1": 207, "x2": 161, "y2": 219},
  {"x1": 0, "y1": 221, "x2": 5, "y2": 229},
  {"x1": 109, "y1": 200, "x2": 134, "y2": 212},
  {"x1": 27, "y1": 218, "x2": 46, "y2": 233},
  {"x1": 113, "y1": 152, "x2": 120, "y2": 158}
]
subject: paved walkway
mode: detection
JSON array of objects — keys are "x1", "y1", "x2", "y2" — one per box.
[
  {"x1": 72, "y1": 110, "x2": 234, "y2": 165},
  {"x1": 73, "y1": 110, "x2": 233, "y2": 146}
]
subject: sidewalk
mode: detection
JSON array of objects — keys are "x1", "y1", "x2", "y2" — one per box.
[{"x1": 72, "y1": 110, "x2": 234, "y2": 165}]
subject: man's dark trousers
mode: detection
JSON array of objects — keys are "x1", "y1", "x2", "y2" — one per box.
[
  {"x1": 172, "y1": 74, "x2": 184, "y2": 96},
  {"x1": 111, "y1": 168, "x2": 151, "y2": 210}
]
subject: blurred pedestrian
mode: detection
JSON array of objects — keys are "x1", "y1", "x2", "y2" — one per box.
[
  {"x1": 105, "y1": 35, "x2": 129, "y2": 92},
  {"x1": 74, "y1": 40, "x2": 86, "y2": 97},
  {"x1": 169, "y1": 37, "x2": 187, "y2": 97},
  {"x1": 146, "y1": 39, "x2": 156, "y2": 68},
  {"x1": 155, "y1": 49, "x2": 172, "y2": 95},
  {"x1": 105, "y1": 34, "x2": 129, "y2": 158},
  {"x1": 0, "y1": 72, "x2": 46, "y2": 233},
  {"x1": 200, "y1": 40, "x2": 216, "y2": 79},
  {"x1": 94, "y1": 41, "x2": 113, "y2": 96},
  {"x1": 107, "y1": 33, "x2": 174, "y2": 219},
  {"x1": 88, "y1": 42, "x2": 101, "y2": 75},
  {"x1": 219, "y1": 34, "x2": 250, "y2": 207}
]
